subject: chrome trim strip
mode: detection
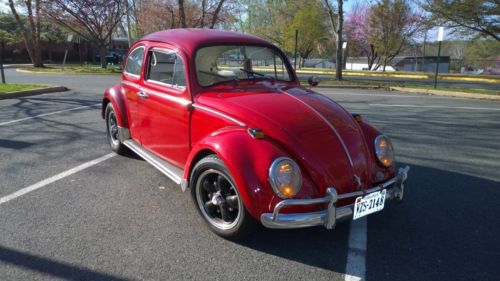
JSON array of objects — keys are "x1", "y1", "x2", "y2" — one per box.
[
  {"x1": 278, "y1": 89, "x2": 355, "y2": 168},
  {"x1": 123, "y1": 139, "x2": 184, "y2": 185},
  {"x1": 147, "y1": 79, "x2": 186, "y2": 91},
  {"x1": 144, "y1": 88, "x2": 191, "y2": 105},
  {"x1": 192, "y1": 104, "x2": 246, "y2": 127}
]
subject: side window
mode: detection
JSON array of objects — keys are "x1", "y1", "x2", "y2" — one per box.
[
  {"x1": 147, "y1": 50, "x2": 186, "y2": 88},
  {"x1": 125, "y1": 46, "x2": 145, "y2": 76}
]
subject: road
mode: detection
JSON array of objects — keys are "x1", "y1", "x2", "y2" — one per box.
[{"x1": 1, "y1": 69, "x2": 499, "y2": 281}]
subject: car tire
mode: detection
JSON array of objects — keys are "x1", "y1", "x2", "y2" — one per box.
[
  {"x1": 190, "y1": 155, "x2": 258, "y2": 239},
  {"x1": 105, "y1": 103, "x2": 127, "y2": 155}
]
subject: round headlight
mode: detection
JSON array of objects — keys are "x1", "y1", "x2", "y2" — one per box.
[
  {"x1": 374, "y1": 135, "x2": 394, "y2": 167},
  {"x1": 269, "y1": 157, "x2": 302, "y2": 199}
]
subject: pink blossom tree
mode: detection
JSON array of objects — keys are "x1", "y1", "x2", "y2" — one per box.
[{"x1": 343, "y1": 4, "x2": 378, "y2": 70}]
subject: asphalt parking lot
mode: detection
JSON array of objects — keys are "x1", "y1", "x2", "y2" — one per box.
[{"x1": 1, "y1": 69, "x2": 499, "y2": 281}]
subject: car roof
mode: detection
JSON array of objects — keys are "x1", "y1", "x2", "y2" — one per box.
[{"x1": 141, "y1": 28, "x2": 272, "y2": 54}]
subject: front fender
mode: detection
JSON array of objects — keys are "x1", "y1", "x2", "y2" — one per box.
[
  {"x1": 102, "y1": 84, "x2": 129, "y2": 128},
  {"x1": 184, "y1": 127, "x2": 293, "y2": 220}
]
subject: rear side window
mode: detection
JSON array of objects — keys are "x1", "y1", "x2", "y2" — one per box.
[
  {"x1": 147, "y1": 50, "x2": 186, "y2": 88},
  {"x1": 124, "y1": 46, "x2": 145, "y2": 76}
]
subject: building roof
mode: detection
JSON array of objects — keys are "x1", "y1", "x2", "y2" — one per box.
[{"x1": 141, "y1": 29, "x2": 271, "y2": 54}]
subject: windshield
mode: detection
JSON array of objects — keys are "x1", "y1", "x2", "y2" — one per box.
[{"x1": 195, "y1": 45, "x2": 292, "y2": 87}]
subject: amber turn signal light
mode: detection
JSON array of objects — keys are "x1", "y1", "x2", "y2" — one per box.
[{"x1": 248, "y1": 128, "x2": 265, "y2": 139}]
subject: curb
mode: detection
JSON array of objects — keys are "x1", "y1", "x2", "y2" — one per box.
[
  {"x1": 0, "y1": 86, "x2": 69, "y2": 100},
  {"x1": 16, "y1": 68, "x2": 121, "y2": 75},
  {"x1": 256, "y1": 66, "x2": 500, "y2": 83},
  {"x1": 389, "y1": 87, "x2": 500, "y2": 101},
  {"x1": 313, "y1": 84, "x2": 386, "y2": 90}
]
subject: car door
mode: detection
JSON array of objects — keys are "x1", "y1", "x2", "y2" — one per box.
[
  {"x1": 121, "y1": 45, "x2": 146, "y2": 141},
  {"x1": 139, "y1": 45, "x2": 191, "y2": 167}
]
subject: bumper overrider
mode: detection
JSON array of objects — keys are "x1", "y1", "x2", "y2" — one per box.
[{"x1": 261, "y1": 166, "x2": 410, "y2": 229}]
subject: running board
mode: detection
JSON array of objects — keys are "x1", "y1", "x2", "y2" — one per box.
[{"x1": 123, "y1": 140, "x2": 187, "y2": 191}]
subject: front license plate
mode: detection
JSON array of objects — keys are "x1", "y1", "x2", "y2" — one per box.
[{"x1": 353, "y1": 189, "x2": 387, "y2": 220}]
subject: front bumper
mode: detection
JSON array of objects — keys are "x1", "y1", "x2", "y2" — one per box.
[{"x1": 260, "y1": 166, "x2": 410, "y2": 229}]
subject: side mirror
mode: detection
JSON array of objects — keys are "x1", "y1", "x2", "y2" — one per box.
[{"x1": 308, "y1": 76, "x2": 320, "y2": 88}]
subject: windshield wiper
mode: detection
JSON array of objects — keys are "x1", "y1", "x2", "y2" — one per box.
[{"x1": 239, "y1": 68, "x2": 275, "y2": 81}]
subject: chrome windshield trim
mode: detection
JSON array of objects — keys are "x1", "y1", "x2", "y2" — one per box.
[{"x1": 192, "y1": 104, "x2": 247, "y2": 127}]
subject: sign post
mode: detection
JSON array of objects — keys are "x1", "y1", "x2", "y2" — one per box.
[
  {"x1": 0, "y1": 40, "x2": 5, "y2": 84},
  {"x1": 62, "y1": 34, "x2": 73, "y2": 70},
  {"x1": 342, "y1": 42, "x2": 347, "y2": 70},
  {"x1": 293, "y1": 29, "x2": 298, "y2": 70},
  {"x1": 434, "y1": 27, "x2": 444, "y2": 89}
]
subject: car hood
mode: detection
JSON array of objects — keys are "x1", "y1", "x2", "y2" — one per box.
[{"x1": 195, "y1": 83, "x2": 372, "y2": 196}]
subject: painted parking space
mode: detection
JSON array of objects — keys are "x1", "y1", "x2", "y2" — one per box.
[{"x1": 1, "y1": 79, "x2": 499, "y2": 280}]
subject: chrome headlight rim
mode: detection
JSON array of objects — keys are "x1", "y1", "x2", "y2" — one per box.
[
  {"x1": 374, "y1": 134, "x2": 394, "y2": 167},
  {"x1": 268, "y1": 157, "x2": 302, "y2": 199}
]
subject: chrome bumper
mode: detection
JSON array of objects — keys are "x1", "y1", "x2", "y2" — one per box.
[{"x1": 260, "y1": 166, "x2": 410, "y2": 229}]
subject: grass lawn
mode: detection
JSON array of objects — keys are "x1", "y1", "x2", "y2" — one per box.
[
  {"x1": 0, "y1": 83, "x2": 52, "y2": 94},
  {"x1": 24, "y1": 65, "x2": 122, "y2": 74},
  {"x1": 300, "y1": 79, "x2": 500, "y2": 96}
]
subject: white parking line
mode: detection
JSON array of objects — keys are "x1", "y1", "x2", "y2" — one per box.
[
  {"x1": 369, "y1": 103, "x2": 500, "y2": 111},
  {"x1": 344, "y1": 217, "x2": 367, "y2": 281},
  {"x1": 0, "y1": 103, "x2": 101, "y2": 126},
  {"x1": 0, "y1": 153, "x2": 115, "y2": 206}
]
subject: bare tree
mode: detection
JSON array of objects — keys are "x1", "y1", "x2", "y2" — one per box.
[
  {"x1": 7, "y1": 0, "x2": 44, "y2": 67},
  {"x1": 178, "y1": 0, "x2": 187, "y2": 27},
  {"x1": 368, "y1": 0, "x2": 425, "y2": 71},
  {"x1": 421, "y1": 0, "x2": 499, "y2": 41},
  {"x1": 43, "y1": 0, "x2": 127, "y2": 68},
  {"x1": 209, "y1": 0, "x2": 226, "y2": 29},
  {"x1": 135, "y1": 0, "x2": 234, "y2": 36},
  {"x1": 323, "y1": 0, "x2": 344, "y2": 80}
]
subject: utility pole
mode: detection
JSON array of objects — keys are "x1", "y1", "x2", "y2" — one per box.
[
  {"x1": 294, "y1": 29, "x2": 298, "y2": 70},
  {"x1": 0, "y1": 40, "x2": 5, "y2": 84},
  {"x1": 434, "y1": 27, "x2": 444, "y2": 89}
]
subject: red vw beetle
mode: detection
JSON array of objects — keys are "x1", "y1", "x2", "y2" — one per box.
[{"x1": 102, "y1": 29, "x2": 409, "y2": 239}]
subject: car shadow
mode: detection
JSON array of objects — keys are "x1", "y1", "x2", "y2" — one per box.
[
  {"x1": 227, "y1": 162, "x2": 499, "y2": 280},
  {"x1": 0, "y1": 245, "x2": 132, "y2": 281},
  {"x1": 234, "y1": 223, "x2": 351, "y2": 273},
  {"x1": 365, "y1": 163, "x2": 500, "y2": 281}
]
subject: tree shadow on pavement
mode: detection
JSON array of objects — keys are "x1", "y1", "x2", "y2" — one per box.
[
  {"x1": 0, "y1": 139, "x2": 35, "y2": 150},
  {"x1": 0, "y1": 245, "x2": 132, "y2": 281}
]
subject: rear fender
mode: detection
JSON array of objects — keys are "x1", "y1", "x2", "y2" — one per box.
[{"x1": 102, "y1": 84, "x2": 129, "y2": 128}]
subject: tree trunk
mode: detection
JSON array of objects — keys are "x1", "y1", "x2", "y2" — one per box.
[
  {"x1": 8, "y1": 0, "x2": 44, "y2": 68},
  {"x1": 209, "y1": 0, "x2": 226, "y2": 29},
  {"x1": 335, "y1": 0, "x2": 343, "y2": 80},
  {"x1": 99, "y1": 45, "x2": 107, "y2": 68},
  {"x1": 178, "y1": 0, "x2": 186, "y2": 28}
]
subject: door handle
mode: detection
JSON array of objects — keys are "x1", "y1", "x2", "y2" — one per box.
[{"x1": 137, "y1": 91, "x2": 148, "y2": 99}]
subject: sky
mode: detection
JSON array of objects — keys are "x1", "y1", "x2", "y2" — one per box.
[{"x1": 0, "y1": 0, "x2": 454, "y2": 42}]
